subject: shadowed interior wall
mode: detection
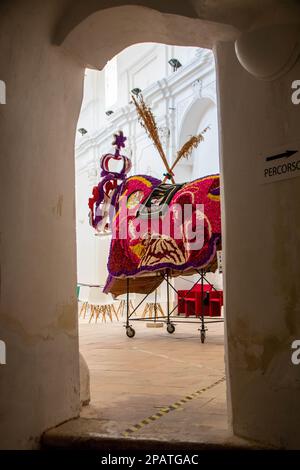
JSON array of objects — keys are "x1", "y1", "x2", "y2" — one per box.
[
  {"x1": 215, "y1": 42, "x2": 300, "y2": 449},
  {"x1": 0, "y1": 0, "x2": 83, "y2": 448}
]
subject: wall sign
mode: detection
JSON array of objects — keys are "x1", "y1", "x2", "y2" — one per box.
[{"x1": 259, "y1": 144, "x2": 300, "y2": 184}]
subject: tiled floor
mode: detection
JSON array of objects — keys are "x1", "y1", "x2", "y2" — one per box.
[{"x1": 79, "y1": 313, "x2": 229, "y2": 443}]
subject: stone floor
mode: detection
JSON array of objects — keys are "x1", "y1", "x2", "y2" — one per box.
[{"x1": 78, "y1": 313, "x2": 230, "y2": 443}]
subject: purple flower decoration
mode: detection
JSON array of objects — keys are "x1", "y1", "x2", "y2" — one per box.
[{"x1": 112, "y1": 131, "x2": 127, "y2": 156}]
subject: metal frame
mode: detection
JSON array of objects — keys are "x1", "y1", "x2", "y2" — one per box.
[{"x1": 125, "y1": 269, "x2": 224, "y2": 342}]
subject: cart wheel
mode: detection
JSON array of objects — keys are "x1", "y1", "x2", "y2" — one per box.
[
  {"x1": 167, "y1": 323, "x2": 175, "y2": 334},
  {"x1": 200, "y1": 330, "x2": 206, "y2": 343},
  {"x1": 126, "y1": 326, "x2": 135, "y2": 338}
]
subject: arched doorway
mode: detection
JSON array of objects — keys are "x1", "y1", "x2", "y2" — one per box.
[
  {"x1": 75, "y1": 41, "x2": 227, "y2": 444},
  {"x1": 55, "y1": 3, "x2": 232, "y2": 446}
]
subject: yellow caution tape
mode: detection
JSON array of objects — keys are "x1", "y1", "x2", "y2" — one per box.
[{"x1": 122, "y1": 376, "x2": 225, "y2": 437}]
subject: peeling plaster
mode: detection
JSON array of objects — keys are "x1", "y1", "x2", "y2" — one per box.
[
  {"x1": 1, "y1": 302, "x2": 77, "y2": 346},
  {"x1": 56, "y1": 302, "x2": 77, "y2": 332},
  {"x1": 272, "y1": 193, "x2": 300, "y2": 337},
  {"x1": 228, "y1": 315, "x2": 291, "y2": 375}
]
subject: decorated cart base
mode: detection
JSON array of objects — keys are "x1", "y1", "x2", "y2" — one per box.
[{"x1": 123, "y1": 268, "x2": 223, "y2": 343}]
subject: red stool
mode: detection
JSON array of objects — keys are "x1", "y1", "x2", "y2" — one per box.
[
  {"x1": 209, "y1": 291, "x2": 223, "y2": 317},
  {"x1": 184, "y1": 293, "x2": 197, "y2": 317},
  {"x1": 177, "y1": 290, "x2": 188, "y2": 314}
]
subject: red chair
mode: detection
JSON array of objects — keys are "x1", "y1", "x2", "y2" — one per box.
[
  {"x1": 178, "y1": 284, "x2": 212, "y2": 317},
  {"x1": 209, "y1": 290, "x2": 223, "y2": 317},
  {"x1": 184, "y1": 291, "x2": 199, "y2": 317},
  {"x1": 193, "y1": 284, "x2": 212, "y2": 294},
  {"x1": 192, "y1": 284, "x2": 212, "y2": 317},
  {"x1": 177, "y1": 290, "x2": 188, "y2": 314}
]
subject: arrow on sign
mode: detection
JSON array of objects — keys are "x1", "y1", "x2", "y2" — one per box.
[{"x1": 266, "y1": 149, "x2": 298, "y2": 162}]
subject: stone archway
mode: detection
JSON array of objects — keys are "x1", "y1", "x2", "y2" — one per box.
[{"x1": 57, "y1": 2, "x2": 232, "y2": 443}]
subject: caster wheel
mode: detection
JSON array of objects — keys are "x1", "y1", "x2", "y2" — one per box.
[
  {"x1": 167, "y1": 323, "x2": 175, "y2": 334},
  {"x1": 126, "y1": 326, "x2": 135, "y2": 338},
  {"x1": 200, "y1": 331, "x2": 206, "y2": 343}
]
